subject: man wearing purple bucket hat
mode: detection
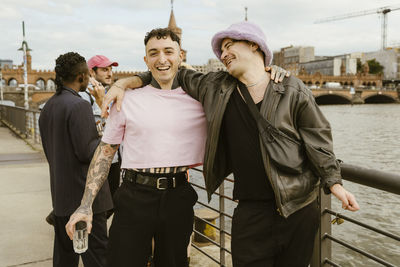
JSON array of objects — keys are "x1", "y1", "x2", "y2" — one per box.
[{"x1": 105, "y1": 21, "x2": 359, "y2": 266}]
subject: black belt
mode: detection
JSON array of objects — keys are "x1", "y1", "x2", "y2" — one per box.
[{"x1": 123, "y1": 169, "x2": 188, "y2": 190}]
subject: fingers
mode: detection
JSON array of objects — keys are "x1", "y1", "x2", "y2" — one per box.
[
  {"x1": 270, "y1": 67, "x2": 276, "y2": 82},
  {"x1": 101, "y1": 96, "x2": 112, "y2": 118},
  {"x1": 286, "y1": 71, "x2": 291, "y2": 77},
  {"x1": 345, "y1": 192, "x2": 360, "y2": 211},
  {"x1": 65, "y1": 213, "x2": 93, "y2": 240},
  {"x1": 275, "y1": 68, "x2": 285, "y2": 83},
  {"x1": 116, "y1": 94, "x2": 122, "y2": 112}
]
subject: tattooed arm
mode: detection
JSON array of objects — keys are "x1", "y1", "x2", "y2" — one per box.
[{"x1": 65, "y1": 141, "x2": 119, "y2": 240}]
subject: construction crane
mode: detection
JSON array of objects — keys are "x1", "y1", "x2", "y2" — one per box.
[{"x1": 315, "y1": 5, "x2": 400, "y2": 50}]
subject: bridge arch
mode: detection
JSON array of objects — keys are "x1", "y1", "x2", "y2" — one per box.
[
  {"x1": 314, "y1": 93, "x2": 352, "y2": 105},
  {"x1": 46, "y1": 79, "x2": 55, "y2": 90},
  {"x1": 36, "y1": 78, "x2": 45, "y2": 90},
  {"x1": 8, "y1": 78, "x2": 18, "y2": 87},
  {"x1": 363, "y1": 94, "x2": 397, "y2": 104}
]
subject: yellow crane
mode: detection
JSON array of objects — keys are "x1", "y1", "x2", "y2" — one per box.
[{"x1": 315, "y1": 5, "x2": 400, "y2": 50}]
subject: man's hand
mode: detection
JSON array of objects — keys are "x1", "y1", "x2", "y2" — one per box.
[
  {"x1": 89, "y1": 77, "x2": 105, "y2": 108},
  {"x1": 265, "y1": 65, "x2": 290, "y2": 83},
  {"x1": 101, "y1": 83, "x2": 125, "y2": 118},
  {"x1": 101, "y1": 76, "x2": 144, "y2": 117},
  {"x1": 330, "y1": 184, "x2": 360, "y2": 211},
  {"x1": 65, "y1": 206, "x2": 93, "y2": 240}
]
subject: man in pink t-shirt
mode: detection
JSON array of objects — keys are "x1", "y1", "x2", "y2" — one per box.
[{"x1": 66, "y1": 28, "x2": 206, "y2": 267}]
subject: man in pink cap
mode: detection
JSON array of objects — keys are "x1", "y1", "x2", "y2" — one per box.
[
  {"x1": 104, "y1": 21, "x2": 359, "y2": 267},
  {"x1": 80, "y1": 55, "x2": 121, "y2": 219}
]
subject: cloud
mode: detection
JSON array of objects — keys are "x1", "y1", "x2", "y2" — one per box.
[{"x1": 1, "y1": 0, "x2": 400, "y2": 70}]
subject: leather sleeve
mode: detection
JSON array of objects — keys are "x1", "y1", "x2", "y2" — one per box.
[
  {"x1": 295, "y1": 84, "x2": 342, "y2": 194},
  {"x1": 177, "y1": 69, "x2": 224, "y2": 103},
  {"x1": 135, "y1": 71, "x2": 152, "y2": 86}
]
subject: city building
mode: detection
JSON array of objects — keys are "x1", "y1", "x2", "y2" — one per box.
[
  {"x1": 0, "y1": 60, "x2": 13, "y2": 69},
  {"x1": 273, "y1": 46, "x2": 315, "y2": 75},
  {"x1": 300, "y1": 53, "x2": 359, "y2": 76},
  {"x1": 192, "y1": 58, "x2": 226, "y2": 73},
  {"x1": 361, "y1": 48, "x2": 400, "y2": 80}
]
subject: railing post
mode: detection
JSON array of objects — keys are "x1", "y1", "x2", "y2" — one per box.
[
  {"x1": 219, "y1": 181, "x2": 226, "y2": 267},
  {"x1": 310, "y1": 188, "x2": 332, "y2": 267},
  {"x1": 34, "y1": 112, "x2": 40, "y2": 143}
]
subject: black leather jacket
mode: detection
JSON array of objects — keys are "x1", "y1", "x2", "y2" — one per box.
[{"x1": 139, "y1": 69, "x2": 342, "y2": 217}]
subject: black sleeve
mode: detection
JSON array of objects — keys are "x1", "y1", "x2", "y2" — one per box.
[{"x1": 68, "y1": 100, "x2": 100, "y2": 163}]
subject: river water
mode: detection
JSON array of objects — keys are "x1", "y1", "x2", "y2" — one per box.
[{"x1": 190, "y1": 104, "x2": 400, "y2": 266}]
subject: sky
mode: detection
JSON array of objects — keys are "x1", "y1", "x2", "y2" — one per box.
[{"x1": 1, "y1": 0, "x2": 400, "y2": 71}]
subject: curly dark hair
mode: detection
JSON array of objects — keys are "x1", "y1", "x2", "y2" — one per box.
[
  {"x1": 144, "y1": 28, "x2": 180, "y2": 46},
  {"x1": 54, "y1": 52, "x2": 87, "y2": 94}
]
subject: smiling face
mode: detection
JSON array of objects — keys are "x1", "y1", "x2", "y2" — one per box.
[
  {"x1": 220, "y1": 38, "x2": 257, "y2": 78},
  {"x1": 144, "y1": 36, "x2": 183, "y2": 89}
]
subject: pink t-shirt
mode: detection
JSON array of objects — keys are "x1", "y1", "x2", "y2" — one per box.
[{"x1": 102, "y1": 85, "x2": 207, "y2": 169}]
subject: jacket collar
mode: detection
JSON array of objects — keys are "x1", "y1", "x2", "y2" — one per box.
[
  {"x1": 150, "y1": 75, "x2": 180, "y2": 90},
  {"x1": 62, "y1": 86, "x2": 81, "y2": 97}
]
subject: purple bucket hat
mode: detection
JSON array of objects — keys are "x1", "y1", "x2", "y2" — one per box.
[{"x1": 211, "y1": 21, "x2": 273, "y2": 66}]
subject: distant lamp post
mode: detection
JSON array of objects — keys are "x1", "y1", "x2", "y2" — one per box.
[
  {"x1": 0, "y1": 67, "x2": 3, "y2": 102},
  {"x1": 18, "y1": 21, "x2": 32, "y2": 110}
]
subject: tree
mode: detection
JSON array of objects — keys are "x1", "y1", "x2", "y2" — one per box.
[
  {"x1": 366, "y1": 59, "x2": 384, "y2": 74},
  {"x1": 357, "y1": 59, "x2": 362, "y2": 73}
]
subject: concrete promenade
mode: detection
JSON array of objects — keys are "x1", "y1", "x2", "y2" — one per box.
[
  {"x1": 0, "y1": 122, "x2": 53, "y2": 267},
  {"x1": 0, "y1": 122, "x2": 228, "y2": 267}
]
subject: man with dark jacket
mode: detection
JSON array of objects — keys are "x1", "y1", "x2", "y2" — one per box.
[
  {"x1": 103, "y1": 22, "x2": 359, "y2": 266},
  {"x1": 39, "y1": 52, "x2": 112, "y2": 267}
]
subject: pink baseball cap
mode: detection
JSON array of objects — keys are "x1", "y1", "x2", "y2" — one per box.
[{"x1": 87, "y1": 55, "x2": 118, "y2": 69}]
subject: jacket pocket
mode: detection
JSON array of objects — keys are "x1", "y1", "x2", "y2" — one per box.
[{"x1": 275, "y1": 168, "x2": 319, "y2": 204}]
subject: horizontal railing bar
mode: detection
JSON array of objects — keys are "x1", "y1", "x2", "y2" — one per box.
[
  {"x1": 324, "y1": 258, "x2": 342, "y2": 267},
  {"x1": 324, "y1": 209, "x2": 400, "y2": 242},
  {"x1": 191, "y1": 243, "x2": 222, "y2": 265},
  {"x1": 196, "y1": 200, "x2": 233, "y2": 219},
  {"x1": 192, "y1": 229, "x2": 231, "y2": 254},
  {"x1": 193, "y1": 229, "x2": 221, "y2": 247},
  {"x1": 193, "y1": 216, "x2": 232, "y2": 238},
  {"x1": 324, "y1": 234, "x2": 397, "y2": 267},
  {"x1": 190, "y1": 168, "x2": 234, "y2": 183},
  {"x1": 193, "y1": 216, "x2": 231, "y2": 237},
  {"x1": 340, "y1": 163, "x2": 400, "y2": 195},
  {"x1": 190, "y1": 182, "x2": 237, "y2": 202},
  {"x1": 194, "y1": 215, "x2": 220, "y2": 231},
  {"x1": 0, "y1": 104, "x2": 40, "y2": 113}
]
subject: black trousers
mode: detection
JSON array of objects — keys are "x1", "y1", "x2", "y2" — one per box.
[
  {"x1": 53, "y1": 212, "x2": 108, "y2": 267},
  {"x1": 108, "y1": 161, "x2": 121, "y2": 197},
  {"x1": 107, "y1": 179, "x2": 198, "y2": 267},
  {"x1": 231, "y1": 200, "x2": 319, "y2": 267}
]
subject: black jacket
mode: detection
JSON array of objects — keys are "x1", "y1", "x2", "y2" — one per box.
[{"x1": 39, "y1": 87, "x2": 112, "y2": 216}]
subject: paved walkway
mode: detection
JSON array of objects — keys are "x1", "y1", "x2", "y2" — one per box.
[
  {"x1": 0, "y1": 122, "x2": 229, "y2": 267},
  {"x1": 0, "y1": 123, "x2": 53, "y2": 267}
]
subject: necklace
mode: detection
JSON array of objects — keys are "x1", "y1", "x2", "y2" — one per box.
[{"x1": 245, "y1": 74, "x2": 266, "y2": 87}]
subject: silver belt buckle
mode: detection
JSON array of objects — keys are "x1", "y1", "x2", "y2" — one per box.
[{"x1": 156, "y1": 177, "x2": 168, "y2": 190}]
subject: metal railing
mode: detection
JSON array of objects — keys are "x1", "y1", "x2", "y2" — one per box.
[
  {"x1": 1, "y1": 104, "x2": 399, "y2": 266},
  {"x1": 190, "y1": 164, "x2": 400, "y2": 267},
  {"x1": 0, "y1": 104, "x2": 41, "y2": 144}
]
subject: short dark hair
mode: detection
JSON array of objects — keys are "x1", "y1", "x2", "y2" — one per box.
[
  {"x1": 54, "y1": 52, "x2": 87, "y2": 94},
  {"x1": 144, "y1": 28, "x2": 180, "y2": 46}
]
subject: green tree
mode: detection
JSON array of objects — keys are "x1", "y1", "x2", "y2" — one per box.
[
  {"x1": 356, "y1": 59, "x2": 362, "y2": 73},
  {"x1": 367, "y1": 59, "x2": 384, "y2": 74}
]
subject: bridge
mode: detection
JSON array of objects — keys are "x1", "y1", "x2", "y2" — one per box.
[
  {"x1": 2, "y1": 87, "x2": 399, "y2": 110},
  {"x1": 312, "y1": 88, "x2": 400, "y2": 105}
]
